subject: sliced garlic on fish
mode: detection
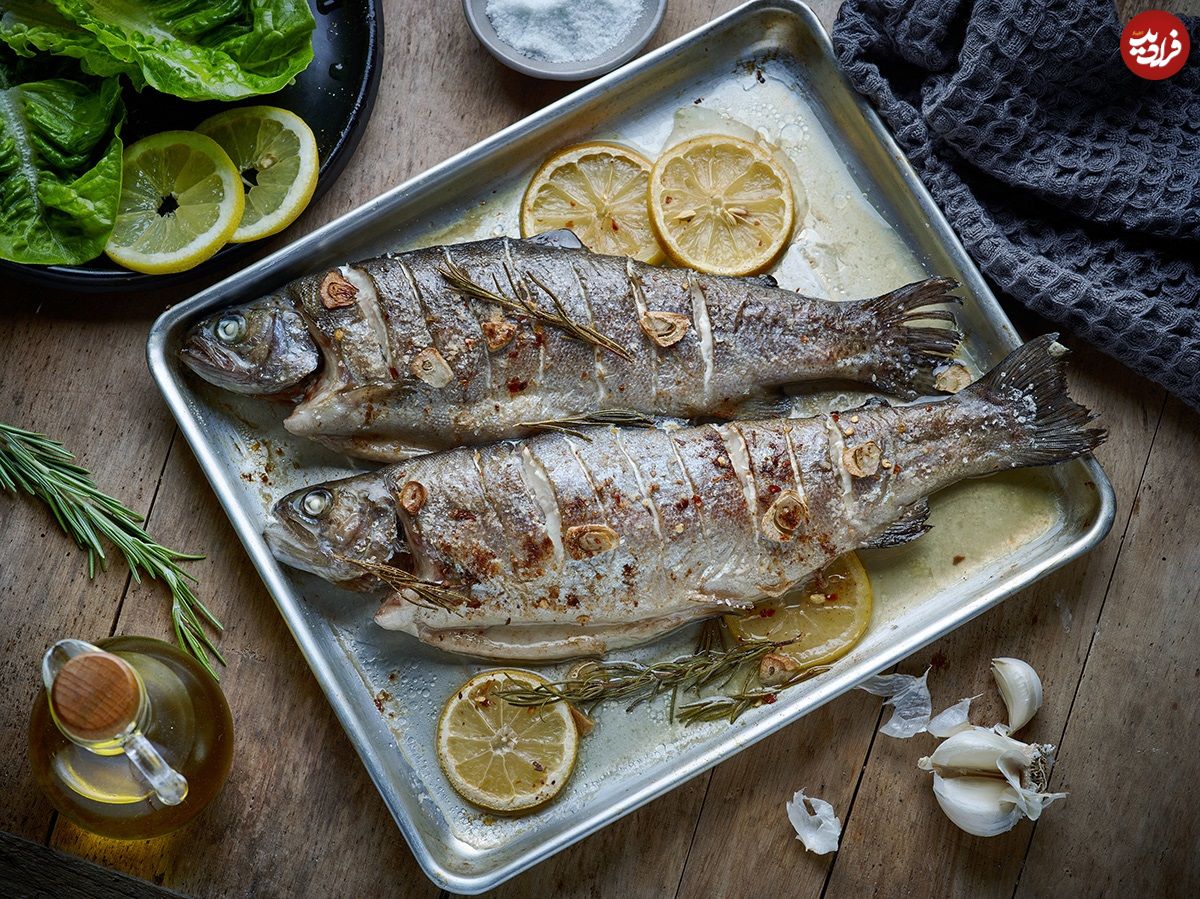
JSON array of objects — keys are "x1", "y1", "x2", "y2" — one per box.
[
  {"x1": 412, "y1": 347, "x2": 454, "y2": 388},
  {"x1": 639, "y1": 310, "x2": 691, "y2": 347},
  {"x1": 931, "y1": 774, "x2": 1024, "y2": 837},
  {"x1": 857, "y1": 667, "x2": 932, "y2": 738},
  {"x1": 991, "y1": 657, "x2": 1043, "y2": 734},
  {"x1": 319, "y1": 270, "x2": 358, "y2": 309},
  {"x1": 785, "y1": 790, "x2": 841, "y2": 854},
  {"x1": 926, "y1": 694, "x2": 979, "y2": 738}
]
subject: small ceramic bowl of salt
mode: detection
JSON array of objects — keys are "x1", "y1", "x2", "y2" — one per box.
[{"x1": 463, "y1": 0, "x2": 668, "y2": 81}]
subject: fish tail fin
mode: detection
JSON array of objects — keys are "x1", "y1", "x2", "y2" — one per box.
[
  {"x1": 859, "y1": 277, "x2": 963, "y2": 397},
  {"x1": 963, "y1": 334, "x2": 1106, "y2": 466}
]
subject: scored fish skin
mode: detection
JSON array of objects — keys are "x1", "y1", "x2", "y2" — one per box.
[
  {"x1": 184, "y1": 233, "x2": 962, "y2": 461},
  {"x1": 264, "y1": 337, "x2": 1105, "y2": 661}
]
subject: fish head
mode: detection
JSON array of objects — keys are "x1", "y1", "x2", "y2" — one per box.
[
  {"x1": 181, "y1": 296, "x2": 319, "y2": 395},
  {"x1": 265, "y1": 472, "x2": 408, "y2": 588}
]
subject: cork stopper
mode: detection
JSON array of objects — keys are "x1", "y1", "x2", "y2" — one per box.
[{"x1": 50, "y1": 652, "x2": 140, "y2": 742}]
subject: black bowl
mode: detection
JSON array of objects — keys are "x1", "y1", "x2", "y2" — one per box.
[{"x1": 2, "y1": 0, "x2": 383, "y2": 294}]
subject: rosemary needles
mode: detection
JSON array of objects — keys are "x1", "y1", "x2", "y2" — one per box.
[
  {"x1": 498, "y1": 641, "x2": 797, "y2": 725},
  {"x1": 438, "y1": 260, "x2": 633, "y2": 362},
  {"x1": 0, "y1": 422, "x2": 224, "y2": 678}
]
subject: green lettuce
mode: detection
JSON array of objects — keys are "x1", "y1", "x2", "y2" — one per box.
[
  {"x1": 0, "y1": 0, "x2": 316, "y2": 101},
  {"x1": 0, "y1": 51, "x2": 124, "y2": 265}
]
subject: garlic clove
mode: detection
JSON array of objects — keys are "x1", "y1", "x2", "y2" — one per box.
[
  {"x1": 931, "y1": 774, "x2": 1024, "y2": 837},
  {"x1": 991, "y1": 657, "x2": 1043, "y2": 734},
  {"x1": 923, "y1": 725, "x2": 1033, "y2": 776}
]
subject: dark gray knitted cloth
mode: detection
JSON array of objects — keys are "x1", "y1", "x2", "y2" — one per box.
[{"x1": 833, "y1": 0, "x2": 1200, "y2": 409}]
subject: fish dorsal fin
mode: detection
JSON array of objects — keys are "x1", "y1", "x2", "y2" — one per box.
[
  {"x1": 524, "y1": 229, "x2": 584, "y2": 250},
  {"x1": 862, "y1": 499, "x2": 930, "y2": 549},
  {"x1": 752, "y1": 273, "x2": 779, "y2": 288}
]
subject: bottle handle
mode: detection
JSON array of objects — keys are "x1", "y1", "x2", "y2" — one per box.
[{"x1": 123, "y1": 731, "x2": 189, "y2": 806}]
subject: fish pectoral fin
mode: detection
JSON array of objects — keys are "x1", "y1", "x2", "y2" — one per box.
[
  {"x1": 862, "y1": 499, "x2": 931, "y2": 549},
  {"x1": 524, "y1": 229, "x2": 585, "y2": 250},
  {"x1": 685, "y1": 592, "x2": 755, "y2": 611},
  {"x1": 719, "y1": 389, "x2": 792, "y2": 421}
]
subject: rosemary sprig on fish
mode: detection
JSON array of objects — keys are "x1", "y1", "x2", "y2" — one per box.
[
  {"x1": 181, "y1": 232, "x2": 963, "y2": 462},
  {"x1": 263, "y1": 336, "x2": 1104, "y2": 662}
]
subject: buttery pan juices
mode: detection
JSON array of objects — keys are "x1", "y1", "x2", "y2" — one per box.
[{"x1": 0, "y1": 0, "x2": 317, "y2": 270}]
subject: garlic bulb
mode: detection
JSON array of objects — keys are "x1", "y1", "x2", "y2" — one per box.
[
  {"x1": 918, "y1": 726, "x2": 1065, "y2": 836},
  {"x1": 991, "y1": 657, "x2": 1043, "y2": 734},
  {"x1": 932, "y1": 774, "x2": 1024, "y2": 837}
]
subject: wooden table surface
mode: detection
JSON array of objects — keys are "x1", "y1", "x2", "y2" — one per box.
[{"x1": 3, "y1": 2, "x2": 1197, "y2": 897}]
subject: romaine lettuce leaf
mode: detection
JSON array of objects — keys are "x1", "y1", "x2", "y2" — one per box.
[
  {"x1": 0, "y1": 51, "x2": 124, "y2": 265},
  {"x1": 0, "y1": 0, "x2": 316, "y2": 101}
]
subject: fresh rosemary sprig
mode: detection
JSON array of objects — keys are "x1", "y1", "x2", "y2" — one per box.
[
  {"x1": 0, "y1": 423, "x2": 224, "y2": 678},
  {"x1": 518, "y1": 409, "x2": 658, "y2": 440},
  {"x1": 438, "y1": 260, "x2": 634, "y2": 363},
  {"x1": 338, "y1": 555, "x2": 468, "y2": 612},
  {"x1": 496, "y1": 640, "x2": 785, "y2": 723}
]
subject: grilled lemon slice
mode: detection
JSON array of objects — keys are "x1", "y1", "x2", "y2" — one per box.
[
  {"x1": 196, "y1": 106, "x2": 319, "y2": 243},
  {"x1": 521, "y1": 141, "x2": 664, "y2": 263},
  {"x1": 437, "y1": 669, "x2": 578, "y2": 813},
  {"x1": 726, "y1": 553, "x2": 872, "y2": 677},
  {"x1": 648, "y1": 134, "x2": 795, "y2": 276},
  {"x1": 105, "y1": 131, "x2": 244, "y2": 274}
]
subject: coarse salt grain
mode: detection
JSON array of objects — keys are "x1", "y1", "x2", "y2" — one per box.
[{"x1": 485, "y1": 0, "x2": 645, "y2": 65}]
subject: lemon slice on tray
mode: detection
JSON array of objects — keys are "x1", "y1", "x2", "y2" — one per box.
[
  {"x1": 105, "y1": 131, "x2": 244, "y2": 274},
  {"x1": 726, "y1": 553, "x2": 872, "y2": 677},
  {"x1": 521, "y1": 141, "x2": 664, "y2": 263},
  {"x1": 197, "y1": 106, "x2": 319, "y2": 243},
  {"x1": 648, "y1": 133, "x2": 795, "y2": 276},
  {"x1": 437, "y1": 669, "x2": 579, "y2": 813}
]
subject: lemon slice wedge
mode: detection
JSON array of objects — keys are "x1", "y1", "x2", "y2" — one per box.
[
  {"x1": 521, "y1": 141, "x2": 664, "y2": 263},
  {"x1": 649, "y1": 134, "x2": 795, "y2": 276},
  {"x1": 437, "y1": 669, "x2": 579, "y2": 813},
  {"x1": 196, "y1": 106, "x2": 319, "y2": 243},
  {"x1": 726, "y1": 553, "x2": 872, "y2": 678},
  {"x1": 105, "y1": 131, "x2": 244, "y2": 274}
]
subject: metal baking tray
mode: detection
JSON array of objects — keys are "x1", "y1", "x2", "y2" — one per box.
[{"x1": 147, "y1": 1, "x2": 1115, "y2": 892}]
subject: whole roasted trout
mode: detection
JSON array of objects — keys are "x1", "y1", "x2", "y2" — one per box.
[
  {"x1": 182, "y1": 231, "x2": 962, "y2": 461},
  {"x1": 265, "y1": 336, "x2": 1104, "y2": 661}
]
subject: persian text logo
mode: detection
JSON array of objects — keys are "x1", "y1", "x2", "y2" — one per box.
[{"x1": 1121, "y1": 10, "x2": 1190, "y2": 80}]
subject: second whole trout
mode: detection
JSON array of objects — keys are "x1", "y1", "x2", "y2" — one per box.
[
  {"x1": 181, "y1": 232, "x2": 962, "y2": 461},
  {"x1": 264, "y1": 337, "x2": 1104, "y2": 660}
]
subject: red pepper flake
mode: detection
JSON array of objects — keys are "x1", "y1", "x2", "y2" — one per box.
[
  {"x1": 952, "y1": 554, "x2": 965, "y2": 565},
  {"x1": 761, "y1": 693, "x2": 777, "y2": 705},
  {"x1": 830, "y1": 411, "x2": 840, "y2": 421},
  {"x1": 507, "y1": 377, "x2": 528, "y2": 394},
  {"x1": 767, "y1": 484, "x2": 781, "y2": 494},
  {"x1": 758, "y1": 607, "x2": 776, "y2": 617}
]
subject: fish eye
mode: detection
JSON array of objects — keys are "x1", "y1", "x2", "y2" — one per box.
[
  {"x1": 299, "y1": 488, "x2": 332, "y2": 518},
  {"x1": 215, "y1": 313, "x2": 246, "y2": 344}
]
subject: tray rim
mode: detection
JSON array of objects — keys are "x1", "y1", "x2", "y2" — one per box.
[{"x1": 146, "y1": 1, "x2": 1117, "y2": 892}]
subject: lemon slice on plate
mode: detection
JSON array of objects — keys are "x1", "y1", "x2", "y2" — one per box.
[
  {"x1": 521, "y1": 141, "x2": 664, "y2": 263},
  {"x1": 437, "y1": 669, "x2": 579, "y2": 813},
  {"x1": 196, "y1": 106, "x2": 319, "y2": 243},
  {"x1": 105, "y1": 131, "x2": 244, "y2": 274},
  {"x1": 726, "y1": 553, "x2": 872, "y2": 678},
  {"x1": 648, "y1": 134, "x2": 795, "y2": 276}
]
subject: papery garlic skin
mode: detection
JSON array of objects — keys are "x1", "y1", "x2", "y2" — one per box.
[
  {"x1": 931, "y1": 774, "x2": 1024, "y2": 837},
  {"x1": 991, "y1": 657, "x2": 1043, "y2": 734}
]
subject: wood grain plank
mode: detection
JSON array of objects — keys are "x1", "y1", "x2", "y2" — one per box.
[
  {"x1": 820, "y1": 348, "x2": 1165, "y2": 899},
  {"x1": 1015, "y1": 398, "x2": 1200, "y2": 897},
  {"x1": 0, "y1": 306, "x2": 177, "y2": 841},
  {"x1": 1, "y1": 831, "x2": 185, "y2": 899},
  {"x1": 675, "y1": 691, "x2": 883, "y2": 899}
]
